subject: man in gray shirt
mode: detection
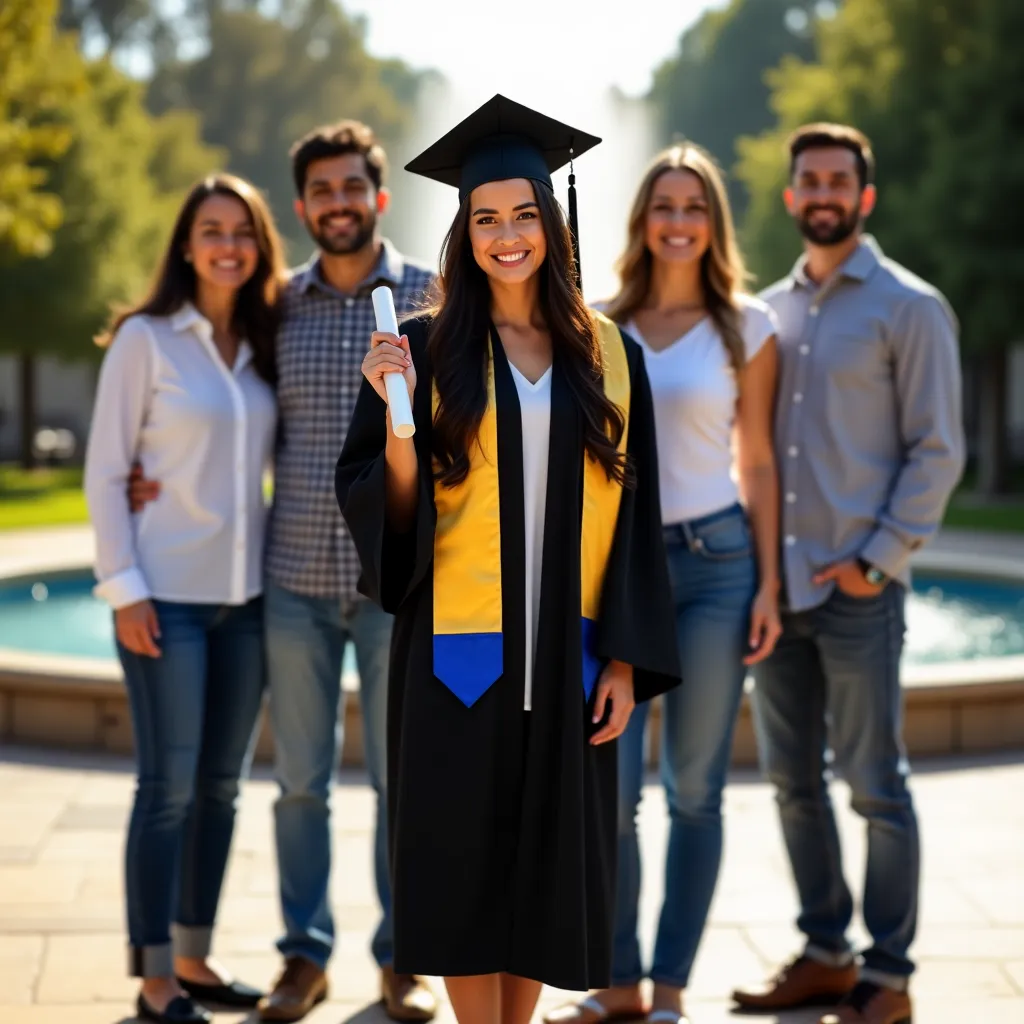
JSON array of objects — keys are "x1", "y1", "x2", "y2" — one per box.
[{"x1": 732, "y1": 125, "x2": 964, "y2": 1024}]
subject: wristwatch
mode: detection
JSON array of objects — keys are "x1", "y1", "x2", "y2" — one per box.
[{"x1": 856, "y1": 558, "x2": 887, "y2": 588}]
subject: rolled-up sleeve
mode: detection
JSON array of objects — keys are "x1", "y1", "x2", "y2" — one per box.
[
  {"x1": 860, "y1": 293, "x2": 966, "y2": 578},
  {"x1": 83, "y1": 319, "x2": 154, "y2": 609}
]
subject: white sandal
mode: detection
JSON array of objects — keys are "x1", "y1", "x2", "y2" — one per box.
[
  {"x1": 646, "y1": 1011, "x2": 688, "y2": 1024},
  {"x1": 543, "y1": 995, "x2": 648, "y2": 1023}
]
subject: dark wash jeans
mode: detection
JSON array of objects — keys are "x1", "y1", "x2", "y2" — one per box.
[
  {"x1": 118, "y1": 597, "x2": 265, "y2": 978},
  {"x1": 752, "y1": 583, "x2": 919, "y2": 985}
]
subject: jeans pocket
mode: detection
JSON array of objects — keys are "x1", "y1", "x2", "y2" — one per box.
[
  {"x1": 830, "y1": 583, "x2": 889, "y2": 609},
  {"x1": 691, "y1": 511, "x2": 753, "y2": 560}
]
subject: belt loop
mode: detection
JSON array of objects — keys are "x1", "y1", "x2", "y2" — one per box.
[{"x1": 681, "y1": 518, "x2": 696, "y2": 552}]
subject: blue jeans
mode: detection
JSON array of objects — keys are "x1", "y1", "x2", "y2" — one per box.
[
  {"x1": 119, "y1": 597, "x2": 265, "y2": 978},
  {"x1": 613, "y1": 504, "x2": 757, "y2": 988},
  {"x1": 751, "y1": 584, "x2": 918, "y2": 984},
  {"x1": 264, "y1": 580, "x2": 393, "y2": 969}
]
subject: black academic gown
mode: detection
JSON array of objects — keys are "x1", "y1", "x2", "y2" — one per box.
[{"x1": 335, "y1": 317, "x2": 680, "y2": 991}]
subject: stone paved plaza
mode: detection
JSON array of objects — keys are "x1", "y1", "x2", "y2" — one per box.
[{"x1": 0, "y1": 745, "x2": 1021, "y2": 1023}]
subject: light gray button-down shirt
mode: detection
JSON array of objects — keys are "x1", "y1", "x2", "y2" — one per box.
[{"x1": 761, "y1": 235, "x2": 965, "y2": 612}]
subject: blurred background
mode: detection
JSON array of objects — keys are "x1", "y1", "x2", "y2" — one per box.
[{"x1": 0, "y1": 0, "x2": 1022, "y2": 531}]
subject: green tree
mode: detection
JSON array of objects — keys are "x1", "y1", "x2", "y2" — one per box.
[
  {"x1": 735, "y1": 0, "x2": 900, "y2": 284},
  {"x1": 0, "y1": 0, "x2": 83, "y2": 257},
  {"x1": 58, "y1": 0, "x2": 161, "y2": 53},
  {"x1": 146, "y1": 0, "x2": 423, "y2": 258},
  {"x1": 739, "y1": 0, "x2": 1024, "y2": 493},
  {"x1": 647, "y1": 0, "x2": 822, "y2": 217},
  {"x1": 0, "y1": 58, "x2": 220, "y2": 466},
  {"x1": 899, "y1": 1, "x2": 1024, "y2": 493}
]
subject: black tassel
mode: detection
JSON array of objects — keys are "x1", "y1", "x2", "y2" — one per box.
[{"x1": 568, "y1": 147, "x2": 582, "y2": 293}]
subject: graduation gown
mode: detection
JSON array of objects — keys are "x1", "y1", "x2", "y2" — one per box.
[{"x1": 335, "y1": 316, "x2": 680, "y2": 990}]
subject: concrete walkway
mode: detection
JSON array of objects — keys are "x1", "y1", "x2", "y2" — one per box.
[{"x1": 0, "y1": 747, "x2": 1021, "y2": 1022}]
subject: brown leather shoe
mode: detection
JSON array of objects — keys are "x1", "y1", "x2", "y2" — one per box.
[
  {"x1": 819, "y1": 981, "x2": 912, "y2": 1024},
  {"x1": 732, "y1": 954, "x2": 857, "y2": 1011},
  {"x1": 381, "y1": 965, "x2": 437, "y2": 1022},
  {"x1": 257, "y1": 957, "x2": 328, "y2": 1022}
]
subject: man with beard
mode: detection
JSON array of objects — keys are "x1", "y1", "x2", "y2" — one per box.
[
  {"x1": 259, "y1": 122, "x2": 436, "y2": 1023},
  {"x1": 731, "y1": 125, "x2": 964, "y2": 1024}
]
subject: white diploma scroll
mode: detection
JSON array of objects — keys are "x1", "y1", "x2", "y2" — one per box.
[{"x1": 371, "y1": 285, "x2": 416, "y2": 439}]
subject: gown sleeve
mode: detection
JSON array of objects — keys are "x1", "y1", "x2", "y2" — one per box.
[
  {"x1": 334, "y1": 318, "x2": 436, "y2": 614},
  {"x1": 595, "y1": 336, "x2": 682, "y2": 703}
]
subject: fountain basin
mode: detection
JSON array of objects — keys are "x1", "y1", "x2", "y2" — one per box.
[{"x1": 1, "y1": 554, "x2": 1022, "y2": 764}]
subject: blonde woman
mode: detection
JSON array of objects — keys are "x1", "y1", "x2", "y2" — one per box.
[{"x1": 547, "y1": 146, "x2": 782, "y2": 1024}]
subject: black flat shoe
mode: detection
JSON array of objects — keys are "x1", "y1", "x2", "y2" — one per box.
[
  {"x1": 136, "y1": 993, "x2": 212, "y2": 1023},
  {"x1": 176, "y1": 975, "x2": 264, "y2": 1008}
]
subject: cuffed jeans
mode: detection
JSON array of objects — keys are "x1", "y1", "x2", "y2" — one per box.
[
  {"x1": 119, "y1": 597, "x2": 265, "y2": 978},
  {"x1": 264, "y1": 580, "x2": 392, "y2": 970},
  {"x1": 751, "y1": 584, "x2": 919, "y2": 984},
  {"x1": 614, "y1": 504, "x2": 757, "y2": 988}
]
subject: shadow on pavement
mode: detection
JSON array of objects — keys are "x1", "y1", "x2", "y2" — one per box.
[
  {"x1": 728, "y1": 1009, "x2": 823, "y2": 1023},
  {"x1": 339, "y1": 1002, "x2": 392, "y2": 1023}
]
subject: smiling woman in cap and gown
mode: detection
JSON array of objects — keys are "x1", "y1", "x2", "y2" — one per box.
[{"x1": 334, "y1": 96, "x2": 681, "y2": 1024}]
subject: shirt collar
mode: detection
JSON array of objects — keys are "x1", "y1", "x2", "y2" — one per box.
[
  {"x1": 169, "y1": 303, "x2": 252, "y2": 371},
  {"x1": 294, "y1": 238, "x2": 405, "y2": 296},
  {"x1": 788, "y1": 233, "x2": 883, "y2": 290},
  {"x1": 170, "y1": 302, "x2": 210, "y2": 337}
]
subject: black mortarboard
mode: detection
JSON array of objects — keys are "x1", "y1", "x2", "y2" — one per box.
[{"x1": 405, "y1": 94, "x2": 601, "y2": 289}]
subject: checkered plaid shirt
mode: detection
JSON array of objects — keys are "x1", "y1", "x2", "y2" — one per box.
[{"x1": 265, "y1": 239, "x2": 435, "y2": 600}]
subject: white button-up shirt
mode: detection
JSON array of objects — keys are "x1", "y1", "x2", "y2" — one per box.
[{"x1": 84, "y1": 304, "x2": 277, "y2": 609}]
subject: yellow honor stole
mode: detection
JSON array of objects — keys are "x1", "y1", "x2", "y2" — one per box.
[{"x1": 431, "y1": 311, "x2": 631, "y2": 707}]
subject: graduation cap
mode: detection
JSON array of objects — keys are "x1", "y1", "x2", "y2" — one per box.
[{"x1": 405, "y1": 94, "x2": 601, "y2": 290}]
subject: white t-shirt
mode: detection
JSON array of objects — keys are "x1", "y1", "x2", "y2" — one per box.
[
  {"x1": 626, "y1": 295, "x2": 777, "y2": 524},
  {"x1": 509, "y1": 361, "x2": 553, "y2": 712}
]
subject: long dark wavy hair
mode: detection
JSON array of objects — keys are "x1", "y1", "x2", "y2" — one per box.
[
  {"x1": 96, "y1": 174, "x2": 286, "y2": 384},
  {"x1": 426, "y1": 182, "x2": 631, "y2": 490}
]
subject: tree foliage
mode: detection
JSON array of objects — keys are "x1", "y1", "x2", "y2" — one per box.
[
  {"x1": 737, "y1": 0, "x2": 1024, "y2": 490},
  {"x1": 0, "y1": 58, "x2": 220, "y2": 359},
  {"x1": 0, "y1": 0, "x2": 83, "y2": 257},
  {"x1": 737, "y1": 0, "x2": 1024, "y2": 340},
  {"x1": 647, "y1": 0, "x2": 822, "y2": 215},
  {"x1": 146, "y1": 0, "x2": 423, "y2": 257}
]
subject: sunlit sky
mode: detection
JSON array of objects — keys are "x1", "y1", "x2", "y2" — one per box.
[
  {"x1": 127, "y1": 0, "x2": 728, "y2": 297},
  {"x1": 343, "y1": 0, "x2": 725, "y2": 97},
  {"x1": 336, "y1": 0, "x2": 729, "y2": 296}
]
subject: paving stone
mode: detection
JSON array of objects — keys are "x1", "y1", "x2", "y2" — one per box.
[
  {"x1": 956, "y1": 873, "x2": 1024, "y2": 926},
  {"x1": 0, "y1": 901, "x2": 121, "y2": 933},
  {"x1": 1004, "y1": 960, "x2": 1024, "y2": 996},
  {"x1": 915, "y1": 958, "x2": 1019, "y2": 997},
  {"x1": 0, "y1": 847, "x2": 38, "y2": 864},
  {"x1": 0, "y1": 937, "x2": 45, "y2": 1004},
  {"x1": 35, "y1": 934, "x2": 136, "y2": 1004},
  {"x1": 37, "y1": 829, "x2": 123, "y2": 863},
  {"x1": 0, "y1": 865, "x2": 82, "y2": 904},
  {"x1": 0, "y1": 747, "x2": 1021, "y2": 1020},
  {"x1": 55, "y1": 803, "x2": 128, "y2": 831},
  {"x1": 910, "y1": 995, "x2": 1024, "y2": 1023},
  {"x1": 0, "y1": 1006, "x2": 137, "y2": 1023},
  {"x1": 684, "y1": 926, "x2": 767, "y2": 998}
]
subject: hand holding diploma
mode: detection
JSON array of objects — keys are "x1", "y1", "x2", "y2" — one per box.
[{"x1": 366, "y1": 286, "x2": 416, "y2": 438}]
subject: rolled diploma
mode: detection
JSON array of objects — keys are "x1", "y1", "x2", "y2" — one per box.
[{"x1": 371, "y1": 285, "x2": 415, "y2": 439}]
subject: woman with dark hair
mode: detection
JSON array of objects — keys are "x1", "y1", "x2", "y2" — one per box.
[
  {"x1": 547, "y1": 144, "x2": 781, "y2": 1024},
  {"x1": 85, "y1": 173, "x2": 286, "y2": 1024},
  {"x1": 335, "y1": 96, "x2": 681, "y2": 1024}
]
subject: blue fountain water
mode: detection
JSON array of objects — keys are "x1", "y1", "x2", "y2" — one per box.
[{"x1": 1, "y1": 570, "x2": 1022, "y2": 667}]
